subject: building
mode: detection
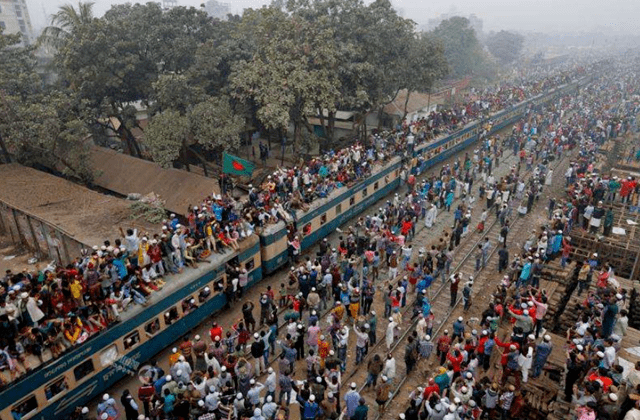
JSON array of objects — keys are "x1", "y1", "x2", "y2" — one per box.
[
  {"x1": 0, "y1": 0, "x2": 34, "y2": 44},
  {"x1": 162, "y1": 0, "x2": 178, "y2": 10},
  {"x1": 203, "y1": 0, "x2": 231, "y2": 20}
]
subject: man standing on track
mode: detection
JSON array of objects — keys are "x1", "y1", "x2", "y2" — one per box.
[{"x1": 450, "y1": 273, "x2": 460, "y2": 307}]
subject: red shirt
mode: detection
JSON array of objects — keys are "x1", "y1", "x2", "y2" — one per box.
[
  {"x1": 401, "y1": 220, "x2": 413, "y2": 236},
  {"x1": 423, "y1": 384, "x2": 440, "y2": 399},
  {"x1": 447, "y1": 352, "x2": 463, "y2": 372},
  {"x1": 476, "y1": 336, "x2": 488, "y2": 355},
  {"x1": 587, "y1": 373, "x2": 612, "y2": 392},
  {"x1": 209, "y1": 326, "x2": 223, "y2": 342}
]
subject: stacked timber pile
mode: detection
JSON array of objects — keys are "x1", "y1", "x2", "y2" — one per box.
[
  {"x1": 519, "y1": 333, "x2": 569, "y2": 420},
  {"x1": 540, "y1": 262, "x2": 573, "y2": 323}
]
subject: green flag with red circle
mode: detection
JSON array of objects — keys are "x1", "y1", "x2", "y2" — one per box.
[{"x1": 222, "y1": 152, "x2": 255, "y2": 177}]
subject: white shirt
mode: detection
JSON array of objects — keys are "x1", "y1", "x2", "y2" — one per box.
[
  {"x1": 604, "y1": 346, "x2": 616, "y2": 369},
  {"x1": 383, "y1": 358, "x2": 396, "y2": 379}
]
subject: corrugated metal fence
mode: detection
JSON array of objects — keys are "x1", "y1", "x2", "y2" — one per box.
[{"x1": 0, "y1": 200, "x2": 86, "y2": 265}]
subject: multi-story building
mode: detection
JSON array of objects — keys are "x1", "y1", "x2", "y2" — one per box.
[
  {"x1": 0, "y1": 0, "x2": 34, "y2": 44},
  {"x1": 203, "y1": 0, "x2": 231, "y2": 20}
]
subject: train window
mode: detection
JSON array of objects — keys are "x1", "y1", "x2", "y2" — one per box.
[
  {"x1": 164, "y1": 306, "x2": 179, "y2": 325},
  {"x1": 349, "y1": 197, "x2": 355, "y2": 206},
  {"x1": 45, "y1": 377, "x2": 69, "y2": 401},
  {"x1": 74, "y1": 358, "x2": 95, "y2": 381},
  {"x1": 145, "y1": 318, "x2": 161, "y2": 336},
  {"x1": 11, "y1": 395, "x2": 38, "y2": 419},
  {"x1": 198, "y1": 286, "x2": 212, "y2": 303},
  {"x1": 362, "y1": 188, "x2": 368, "y2": 198},
  {"x1": 395, "y1": 169, "x2": 400, "y2": 178},
  {"x1": 302, "y1": 222, "x2": 312, "y2": 237},
  {"x1": 124, "y1": 331, "x2": 141, "y2": 350},
  {"x1": 245, "y1": 259, "x2": 255, "y2": 271},
  {"x1": 335, "y1": 204, "x2": 342, "y2": 215},
  {"x1": 373, "y1": 182, "x2": 379, "y2": 191},
  {"x1": 100, "y1": 344, "x2": 119, "y2": 367},
  {"x1": 182, "y1": 297, "x2": 198, "y2": 315},
  {"x1": 320, "y1": 213, "x2": 327, "y2": 225}
]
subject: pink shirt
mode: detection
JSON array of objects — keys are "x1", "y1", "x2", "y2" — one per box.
[{"x1": 532, "y1": 298, "x2": 547, "y2": 320}]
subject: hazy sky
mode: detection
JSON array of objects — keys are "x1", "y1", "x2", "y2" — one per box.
[{"x1": 28, "y1": 0, "x2": 640, "y2": 35}]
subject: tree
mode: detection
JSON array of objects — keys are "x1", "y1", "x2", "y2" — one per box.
[
  {"x1": 38, "y1": 1, "x2": 94, "y2": 51},
  {"x1": 231, "y1": 6, "x2": 340, "y2": 152},
  {"x1": 431, "y1": 16, "x2": 481, "y2": 78},
  {"x1": 187, "y1": 15, "x2": 254, "y2": 97},
  {"x1": 397, "y1": 33, "x2": 449, "y2": 121},
  {"x1": 1, "y1": 90, "x2": 94, "y2": 182},
  {"x1": 189, "y1": 96, "x2": 243, "y2": 153},
  {"x1": 57, "y1": 3, "x2": 217, "y2": 158},
  {"x1": 151, "y1": 74, "x2": 202, "y2": 116},
  {"x1": 144, "y1": 110, "x2": 190, "y2": 169},
  {"x1": 486, "y1": 30, "x2": 525, "y2": 65},
  {"x1": 284, "y1": 0, "x2": 418, "y2": 141}
]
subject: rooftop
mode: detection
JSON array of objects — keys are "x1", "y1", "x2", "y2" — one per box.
[
  {"x1": 90, "y1": 146, "x2": 221, "y2": 216},
  {"x1": 0, "y1": 163, "x2": 155, "y2": 248}
]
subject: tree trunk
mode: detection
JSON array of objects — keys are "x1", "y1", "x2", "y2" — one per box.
[
  {"x1": 119, "y1": 122, "x2": 142, "y2": 158},
  {"x1": 377, "y1": 104, "x2": 385, "y2": 131},
  {"x1": 327, "y1": 110, "x2": 335, "y2": 143},
  {"x1": 0, "y1": 132, "x2": 11, "y2": 163},
  {"x1": 401, "y1": 91, "x2": 412, "y2": 122},
  {"x1": 187, "y1": 145, "x2": 214, "y2": 177},
  {"x1": 181, "y1": 142, "x2": 191, "y2": 172}
]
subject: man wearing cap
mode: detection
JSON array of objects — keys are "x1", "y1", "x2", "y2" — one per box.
[
  {"x1": 508, "y1": 307, "x2": 533, "y2": 336},
  {"x1": 247, "y1": 379, "x2": 265, "y2": 409},
  {"x1": 344, "y1": 382, "x2": 361, "y2": 419},
  {"x1": 262, "y1": 395, "x2": 278, "y2": 419},
  {"x1": 250, "y1": 333, "x2": 266, "y2": 376},
  {"x1": 452, "y1": 317, "x2": 465, "y2": 343},
  {"x1": 450, "y1": 273, "x2": 460, "y2": 308},
  {"x1": 531, "y1": 335, "x2": 553, "y2": 378}
]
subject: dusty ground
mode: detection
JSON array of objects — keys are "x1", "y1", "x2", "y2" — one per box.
[{"x1": 0, "y1": 235, "x2": 34, "y2": 274}]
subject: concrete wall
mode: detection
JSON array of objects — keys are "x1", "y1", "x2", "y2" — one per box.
[{"x1": 0, "y1": 201, "x2": 85, "y2": 265}]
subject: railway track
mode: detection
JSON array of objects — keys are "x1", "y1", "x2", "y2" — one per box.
[{"x1": 366, "y1": 146, "x2": 574, "y2": 419}]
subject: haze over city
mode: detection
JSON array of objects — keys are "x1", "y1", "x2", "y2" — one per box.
[{"x1": 29, "y1": 0, "x2": 640, "y2": 36}]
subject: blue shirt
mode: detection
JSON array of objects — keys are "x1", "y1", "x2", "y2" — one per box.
[{"x1": 344, "y1": 390, "x2": 360, "y2": 418}]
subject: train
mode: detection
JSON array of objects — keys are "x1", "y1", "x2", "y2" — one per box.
[
  {"x1": 258, "y1": 78, "x2": 586, "y2": 274},
  {"x1": 0, "y1": 77, "x2": 585, "y2": 420}
]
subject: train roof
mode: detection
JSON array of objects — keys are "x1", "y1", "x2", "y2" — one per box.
[
  {"x1": 0, "y1": 234, "x2": 259, "y2": 398},
  {"x1": 0, "y1": 163, "x2": 156, "y2": 248},
  {"x1": 117, "y1": 234, "x2": 259, "y2": 325},
  {"x1": 260, "y1": 155, "x2": 402, "y2": 236}
]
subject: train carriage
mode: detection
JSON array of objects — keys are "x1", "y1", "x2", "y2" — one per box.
[
  {"x1": 259, "y1": 157, "x2": 403, "y2": 274},
  {"x1": 1, "y1": 237, "x2": 261, "y2": 420}
]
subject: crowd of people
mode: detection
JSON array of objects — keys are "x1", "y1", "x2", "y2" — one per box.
[
  {"x1": 61, "y1": 64, "x2": 612, "y2": 420},
  {"x1": 388, "y1": 63, "x2": 640, "y2": 420},
  {"x1": 6, "y1": 57, "x2": 640, "y2": 420},
  {"x1": 0, "y1": 63, "x2": 589, "y2": 391},
  {"x1": 244, "y1": 67, "x2": 584, "y2": 230}
]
